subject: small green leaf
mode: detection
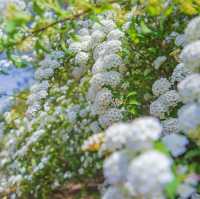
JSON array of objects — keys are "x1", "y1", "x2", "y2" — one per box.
[
  {"x1": 154, "y1": 141, "x2": 170, "y2": 155},
  {"x1": 165, "y1": 177, "x2": 180, "y2": 199},
  {"x1": 32, "y1": 1, "x2": 44, "y2": 16},
  {"x1": 140, "y1": 21, "x2": 152, "y2": 34}
]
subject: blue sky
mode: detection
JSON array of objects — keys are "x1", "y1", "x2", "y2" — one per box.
[{"x1": 0, "y1": 55, "x2": 34, "y2": 113}]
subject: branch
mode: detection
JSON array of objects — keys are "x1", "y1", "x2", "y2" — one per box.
[
  {"x1": 12, "y1": 0, "x2": 117, "y2": 48},
  {"x1": 13, "y1": 9, "x2": 90, "y2": 47}
]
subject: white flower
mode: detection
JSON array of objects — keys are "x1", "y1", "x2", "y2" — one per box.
[
  {"x1": 68, "y1": 42, "x2": 82, "y2": 53},
  {"x1": 150, "y1": 100, "x2": 169, "y2": 119},
  {"x1": 171, "y1": 63, "x2": 192, "y2": 83},
  {"x1": 102, "y1": 122, "x2": 131, "y2": 151},
  {"x1": 153, "y1": 56, "x2": 167, "y2": 70},
  {"x1": 162, "y1": 134, "x2": 189, "y2": 157},
  {"x1": 177, "y1": 183, "x2": 196, "y2": 199},
  {"x1": 178, "y1": 74, "x2": 200, "y2": 103},
  {"x1": 92, "y1": 19, "x2": 116, "y2": 34},
  {"x1": 72, "y1": 66, "x2": 85, "y2": 80},
  {"x1": 99, "y1": 108, "x2": 123, "y2": 128},
  {"x1": 126, "y1": 117, "x2": 162, "y2": 150},
  {"x1": 50, "y1": 50, "x2": 65, "y2": 59},
  {"x1": 39, "y1": 57, "x2": 60, "y2": 69},
  {"x1": 78, "y1": 28, "x2": 90, "y2": 36},
  {"x1": 159, "y1": 90, "x2": 180, "y2": 107},
  {"x1": 67, "y1": 105, "x2": 80, "y2": 124},
  {"x1": 107, "y1": 29, "x2": 124, "y2": 41},
  {"x1": 178, "y1": 103, "x2": 200, "y2": 134},
  {"x1": 175, "y1": 34, "x2": 186, "y2": 46},
  {"x1": 104, "y1": 151, "x2": 128, "y2": 184},
  {"x1": 185, "y1": 16, "x2": 200, "y2": 44},
  {"x1": 180, "y1": 41, "x2": 200, "y2": 72},
  {"x1": 91, "y1": 88, "x2": 113, "y2": 115},
  {"x1": 26, "y1": 103, "x2": 41, "y2": 119},
  {"x1": 93, "y1": 42, "x2": 107, "y2": 60},
  {"x1": 93, "y1": 40, "x2": 122, "y2": 60},
  {"x1": 162, "y1": 118, "x2": 179, "y2": 135},
  {"x1": 81, "y1": 40, "x2": 92, "y2": 51},
  {"x1": 79, "y1": 107, "x2": 89, "y2": 118},
  {"x1": 152, "y1": 78, "x2": 171, "y2": 96},
  {"x1": 87, "y1": 84, "x2": 101, "y2": 102},
  {"x1": 35, "y1": 68, "x2": 54, "y2": 80},
  {"x1": 79, "y1": 35, "x2": 91, "y2": 42},
  {"x1": 30, "y1": 81, "x2": 49, "y2": 93},
  {"x1": 92, "y1": 54, "x2": 123, "y2": 74},
  {"x1": 27, "y1": 90, "x2": 48, "y2": 105},
  {"x1": 99, "y1": 40, "x2": 122, "y2": 57},
  {"x1": 102, "y1": 117, "x2": 162, "y2": 151},
  {"x1": 74, "y1": 52, "x2": 89, "y2": 65},
  {"x1": 89, "y1": 121, "x2": 101, "y2": 134},
  {"x1": 127, "y1": 150, "x2": 173, "y2": 196},
  {"x1": 90, "y1": 71, "x2": 122, "y2": 89},
  {"x1": 91, "y1": 30, "x2": 106, "y2": 45}
]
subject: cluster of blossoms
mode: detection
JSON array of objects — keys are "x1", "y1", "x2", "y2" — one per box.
[
  {"x1": 101, "y1": 117, "x2": 173, "y2": 199},
  {"x1": 26, "y1": 51, "x2": 64, "y2": 119},
  {"x1": 150, "y1": 77, "x2": 181, "y2": 119},
  {"x1": 149, "y1": 16, "x2": 200, "y2": 198},
  {"x1": 67, "y1": 12, "x2": 127, "y2": 148},
  {"x1": 1, "y1": 1, "x2": 200, "y2": 198},
  {"x1": 178, "y1": 16, "x2": 200, "y2": 144},
  {"x1": 150, "y1": 73, "x2": 189, "y2": 157},
  {"x1": 86, "y1": 16, "x2": 125, "y2": 129},
  {"x1": 0, "y1": 12, "x2": 128, "y2": 196},
  {"x1": 0, "y1": 0, "x2": 26, "y2": 12}
]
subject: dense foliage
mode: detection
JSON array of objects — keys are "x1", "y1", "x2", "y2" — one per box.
[{"x1": 0, "y1": 0, "x2": 199, "y2": 198}]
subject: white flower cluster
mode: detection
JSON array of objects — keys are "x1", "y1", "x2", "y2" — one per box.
[
  {"x1": 35, "y1": 52, "x2": 63, "y2": 81},
  {"x1": 0, "y1": 0, "x2": 26, "y2": 12},
  {"x1": 15, "y1": 129, "x2": 45, "y2": 157},
  {"x1": 86, "y1": 17, "x2": 125, "y2": 129},
  {"x1": 153, "y1": 56, "x2": 167, "y2": 70},
  {"x1": 26, "y1": 81, "x2": 49, "y2": 118},
  {"x1": 178, "y1": 74, "x2": 200, "y2": 103},
  {"x1": 102, "y1": 117, "x2": 173, "y2": 199},
  {"x1": 149, "y1": 29, "x2": 199, "y2": 158},
  {"x1": 177, "y1": 174, "x2": 199, "y2": 199},
  {"x1": 150, "y1": 89, "x2": 180, "y2": 119},
  {"x1": 177, "y1": 17, "x2": 200, "y2": 135},
  {"x1": 184, "y1": 16, "x2": 200, "y2": 44},
  {"x1": 162, "y1": 117, "x2": 179, "y2": 135},
  {"x1": 66, "y1": 16, "x2": 125, "y2": 137},
  {"x1": 69, "y1": 27, "x2": 92, "y2": 80},
  {"x1": 26, "y1": 51, "x2": 64, "y2": 119},
  {"x1": 152, "y1": 78, "x2": 171, "y2": 96},
  {"x1": 162, "y1": 134, "x2": 189, "y2": 157},
  {"x1": 102, "y1": 117, "x2": 162, "y2": 152},
  {"x1": 171, "y1": 63, "x2": 192, "y2": 84}
]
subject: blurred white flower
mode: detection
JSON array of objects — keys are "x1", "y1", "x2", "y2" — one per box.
[
  {"x1": 127, "y1": 150, "x2": 173, "y2": 196},
  {"x1": 104, "y1": 151, "x2": 128, "y2": 184},
  {"x1": 162, "y1": 134, "x2": 189, "y2": 157}
]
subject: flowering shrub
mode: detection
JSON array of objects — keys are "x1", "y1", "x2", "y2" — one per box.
[{"x1": 0, "y1": 0, "x2": 199, "y2": 199}]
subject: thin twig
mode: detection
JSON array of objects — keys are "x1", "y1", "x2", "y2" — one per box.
[{"x1": 11, "y1": 0, "x2": 117, "y2": 47}]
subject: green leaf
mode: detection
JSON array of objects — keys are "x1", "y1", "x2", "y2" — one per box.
[
  {"x1": 127, "y1": 91, "x2": 137, "y2": 98},
  {"x1": 5, "y1": 21, "x2": 17, "y2": 34},
  {"x1": 140, "y1": 21, "x2": 152, "y2": 34},
  {"x1": 144, "y1": 69, "x2": 151, "y2": 76},
  {"x1": 154, "y1": 141, "x2": 170, "y2": 156},
  {"x1": 32, "y1": 1, "x2": 45, "y2": 16},
  {"x1": 165, "y1": 177, "x2": 180, "y2": 199}
]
